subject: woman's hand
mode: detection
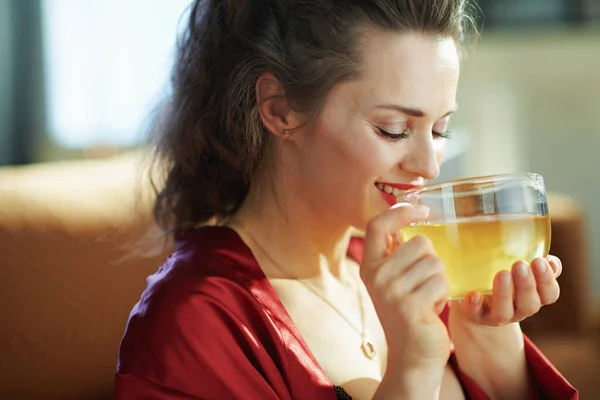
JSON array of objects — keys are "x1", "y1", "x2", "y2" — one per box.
[
  {"x1": 448, "y1": 256, "x2": 562, "y2": 399},
  {"x1": 361, "y1": 204, "x2": 449, "y2": 398},
  {"x1": 452, "y1": 256, "x2": 562, "y2": 326}
]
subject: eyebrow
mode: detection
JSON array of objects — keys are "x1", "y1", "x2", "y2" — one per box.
[{"x1": 373, "y1": 104, "x2": 457, "y2": 119}]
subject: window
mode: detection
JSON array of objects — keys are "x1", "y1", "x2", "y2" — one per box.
[{"x1": 41, "y1": 0, "x2": 191, "y2": 148}]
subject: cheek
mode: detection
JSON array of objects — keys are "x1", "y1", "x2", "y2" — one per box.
[
  {"x1": 299, "y1": 104, "x2": 398, "y2": 199},
  {"x1": 298, "y1": 126, "x2": 387, "y2": 202},
  {"x1": 326, "y1": 130, "x2": 393, "y2": 186},
  {"x1": 352, "y1": 141, "x2": 398, "y2": 181}
]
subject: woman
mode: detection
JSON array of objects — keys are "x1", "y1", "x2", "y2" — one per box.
[{"x1": 116, "y1": 0, "x2": 577, "y2": 399}]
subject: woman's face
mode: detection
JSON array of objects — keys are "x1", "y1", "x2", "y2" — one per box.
[{"x1": 284, "y1": 31, "x2": 460, "y2": 230}]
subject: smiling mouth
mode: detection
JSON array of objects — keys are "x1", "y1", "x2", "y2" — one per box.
[{"x1": 375, "y1": 182, "x2": 420, "y2": 206}]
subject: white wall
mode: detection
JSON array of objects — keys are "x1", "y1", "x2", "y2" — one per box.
[{"x1": 451, "y1": 28, "x2": 600, "y2": 299}]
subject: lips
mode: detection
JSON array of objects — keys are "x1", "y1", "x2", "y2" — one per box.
[{"x1": 375, "y1": 182, "x2": 421, "y2": 207}]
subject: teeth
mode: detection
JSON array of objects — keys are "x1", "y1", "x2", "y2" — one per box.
[
  {"x1": 376, "y1": 183, "x2": 406, "y2": 202},
  {"x1": 376, "y1": 183, "x2": 397, "y2": 195}
]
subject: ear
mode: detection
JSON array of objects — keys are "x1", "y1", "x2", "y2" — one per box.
[{"x1": 255, "y1": 73, "x2": 301, "y2": 138}]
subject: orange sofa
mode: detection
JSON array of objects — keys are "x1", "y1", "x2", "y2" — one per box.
[{"x1": 0, "y1": 152, "x2": 598, "y2": 399}]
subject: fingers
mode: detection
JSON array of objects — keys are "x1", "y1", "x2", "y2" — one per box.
[
  {"x1": 512, "y1": 261, "x2": 541, "y2": 321},
  {"x1": 532, "y1": 258, "x2": 561, "y2": 305},
  {"x1": 412, "y1": 273, "x2": 449, "y2": 318},
  {"x1": 546, "y1": 255, "x2": 562, "y2": 278},
  {"x1": 487, "y1": 270, "x2": 514, "y2": 325},
  {"x1": 459, "y1": 291, "x2": 484, "y2": 319},
  {"x1": 463, "y1": 258, "x2": 561, "y2": 327},
  {"x1": 387, "y1": 271, "x2": 448, "y2": 324},
  {"x1": 383, "y1": 254, "x2": 445, "y2": 304},
  {"x1": 362, "y1": 204, "x2": 429, "y2": 267},
  {"x1": 373, "y1": 235, "x2": 437, "y2": 287}
]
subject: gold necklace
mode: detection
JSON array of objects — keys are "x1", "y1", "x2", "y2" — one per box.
[{"x1": 234, "y1": 224, "x2": 377, "y2": 360}]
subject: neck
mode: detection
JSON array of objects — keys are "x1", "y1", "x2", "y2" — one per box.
[{"x1": 229, "y1": 166, "x2": 354, "y2": 282}]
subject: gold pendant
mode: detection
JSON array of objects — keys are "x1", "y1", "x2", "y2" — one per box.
[{"x1": 361, "y1": 339, "x2": 377, "y2": 360}]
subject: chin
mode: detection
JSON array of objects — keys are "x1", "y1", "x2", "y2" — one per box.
[
  {"x1": 329, "y1": 195, "x2": 388, "y2": 234},
  {"x1": 350, "y1": 208, "x2": 383, "y2": 234}
]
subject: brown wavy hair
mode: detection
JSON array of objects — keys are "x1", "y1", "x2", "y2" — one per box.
[{"x1": 149, "y1": 0, "x2": 477, "y2": 239}]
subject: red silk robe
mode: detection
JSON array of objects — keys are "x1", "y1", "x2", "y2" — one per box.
[{"x1": 115, "y1": 226, "x2": 578, "y2": 399}]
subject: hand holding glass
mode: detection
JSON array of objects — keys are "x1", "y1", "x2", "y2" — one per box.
[{"x1": 401, "y1": 173, "x2": 551, "y2": 300}]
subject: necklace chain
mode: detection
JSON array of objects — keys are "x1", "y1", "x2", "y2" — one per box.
[{"x1": 233, "y1": 224, "x2": 377, "y2": 360}]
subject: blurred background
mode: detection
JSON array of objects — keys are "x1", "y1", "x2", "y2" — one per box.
[{"x1": 1, "y1": 0, "x2": 599, "y2": 399}]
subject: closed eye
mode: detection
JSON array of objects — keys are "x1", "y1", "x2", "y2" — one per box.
[
  {"x1": 377, "y1": 128, "x2": 452, "y2": 141},
  {"x1": 376, "y1": 128, "x2": 409, "y2": 141},
  {"x1": 434, "y1": 130, "x2": 452, "y2": 139}
]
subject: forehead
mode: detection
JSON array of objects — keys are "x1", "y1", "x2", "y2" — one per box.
[{"x1": 353, "y1": 30, "x2": 460, "y2": 112}]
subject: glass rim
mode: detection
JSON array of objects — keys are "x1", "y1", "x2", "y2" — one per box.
[{"x1": 406, "y1": 172, "x2": 543, "y2": 194}]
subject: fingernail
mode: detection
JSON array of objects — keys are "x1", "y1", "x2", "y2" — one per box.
[
  {"x1": 534, "y1": 260, "x2": 547, "y2": 275},
  {"x1": 390, "y1": 202, "x2": 411, "y2": 209},
  {"x1": 471, "y1": 292, "x2": 481, "y2": 304},
  {"x1": 500, "y1": 272, "x2": 512, "y2": 289},
  {"x1": 515, "y1": 262, "x2": 529, "y2": 279}
]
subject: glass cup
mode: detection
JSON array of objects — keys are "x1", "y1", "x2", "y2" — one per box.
[{"x1": 401, "y1": 173, "x2": 551, "y2": 300}]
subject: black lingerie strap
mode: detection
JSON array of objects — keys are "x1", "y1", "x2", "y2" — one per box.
[{"x1": 334, "y1": 385, "x2": 353, "y2": 400}]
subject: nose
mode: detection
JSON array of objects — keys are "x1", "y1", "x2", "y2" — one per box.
[{"x1": 399, "y1": 131, "x2": 440, "y2": 180}]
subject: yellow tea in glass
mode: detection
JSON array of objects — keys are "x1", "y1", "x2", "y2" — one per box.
[{"x1": 401, "y1": 173, "x2": 551, "y2": 300}]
